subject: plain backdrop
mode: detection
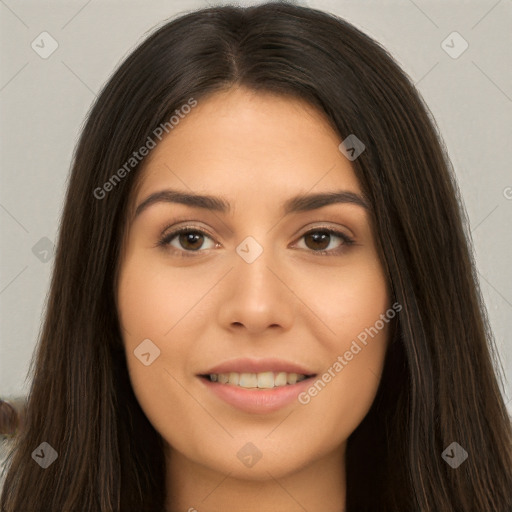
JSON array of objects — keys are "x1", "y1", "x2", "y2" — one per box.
[{"x1": 0, "y1": 0, "x2": 511, "y2": 416}]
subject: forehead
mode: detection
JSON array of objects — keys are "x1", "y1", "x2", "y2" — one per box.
[{"x1": 132, "y1": 87, "x2": 362, "y2": 213}]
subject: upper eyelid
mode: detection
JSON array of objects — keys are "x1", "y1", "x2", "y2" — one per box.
[
  {"x1": 161, "y1": 217, "x2": 355, "y2": 236},
  {"x1": 162, "y1": 223, "x2": 353, "y2": 238}
]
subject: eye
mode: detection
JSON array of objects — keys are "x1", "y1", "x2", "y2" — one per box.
[
  {"x1": 157, "y1": 226, "x2": 217, "y2": 256},
  {"x1": 294, "y1": 228, "x2": 355, "y2": 256},
  {"x1": 157, "y1": 226, "x2": 355, "y2": 257}
]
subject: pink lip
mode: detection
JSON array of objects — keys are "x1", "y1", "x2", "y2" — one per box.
[
  {"x1": 197, "y1": 358, "x2": 317, "y2": 414},
  {"x1": 198, "y1": 375, "x2": 315, "y2": 414},
  {"x1": 200, "y1": 357, "x2": 314, "y2": 376}
]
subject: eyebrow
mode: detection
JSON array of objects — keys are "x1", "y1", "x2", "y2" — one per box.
[{"x1": 134, "y1": 188, "x2": 370, "y2": 218}]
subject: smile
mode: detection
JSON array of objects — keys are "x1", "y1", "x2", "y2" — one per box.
[{"x1": 198, "y1": 372, "x2": 317, "y2": 414}]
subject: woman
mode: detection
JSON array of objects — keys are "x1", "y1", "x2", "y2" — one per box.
[{"x1": 1, "y1": 2, "x2": 511, "y2": 511}]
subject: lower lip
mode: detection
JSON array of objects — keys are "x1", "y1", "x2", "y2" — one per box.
[{"x1": 198, "y1": 376, "x2": 315, "y2": 414}]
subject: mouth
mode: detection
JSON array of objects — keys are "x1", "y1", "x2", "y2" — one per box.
[
  {"x1": 197, "y1": 357, "x2": 317, "y2": 413},
  {"x1": 199, "y1": 371, "x2": 317, "y2": 389},
  {"x1": 197, "y1": 371, "x2": 318, "y2": 414}
]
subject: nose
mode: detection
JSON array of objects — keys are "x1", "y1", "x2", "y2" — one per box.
[{"x1": 217, "y1": 237, "x2": 295, "y2": 336}]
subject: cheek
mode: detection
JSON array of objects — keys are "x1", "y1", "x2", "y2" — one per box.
[
  {"x1": 117, "y1": 254, "x2": 215, "y2": 339},
  {"x1": 302, "y1": 321, "x2": 389, "y2": 413},
  {"x1": 289, "y1": 257, "x2": 390, "y2": 434},
  {"x1": 293, "y1": 253, "x2": 390, "y2": 346},
  {"x1": 116, "y1": 254, "x2": 217, "y2": 443}
]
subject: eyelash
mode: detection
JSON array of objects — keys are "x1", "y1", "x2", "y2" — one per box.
[{"x1": 156, "y1": 225, "x2": 356, "y2": 258}]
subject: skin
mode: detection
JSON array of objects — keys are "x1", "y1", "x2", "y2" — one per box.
[{"x1": 116, "y1": 85, "x2": 391, "y2": 512}]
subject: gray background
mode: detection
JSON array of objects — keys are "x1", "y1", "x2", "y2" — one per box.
[{"x1": 1, "y1": 0, "x2": 511, "y2": 416}]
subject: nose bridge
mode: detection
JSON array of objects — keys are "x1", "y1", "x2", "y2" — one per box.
[
  {"x1": 234, "y1": 233, "x2": 281, "y2": 299},
  {"x1": 219, "y1": 232, "x2": 294, "y2": 333}
]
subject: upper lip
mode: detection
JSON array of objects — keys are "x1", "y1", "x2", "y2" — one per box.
[{"x1": 199, "y1": 357, "x2": 316, "y2": 376}]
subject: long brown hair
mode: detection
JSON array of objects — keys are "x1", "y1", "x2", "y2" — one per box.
[{"x1": 1, "y1": 2, "x2": 511, "y2": 510}]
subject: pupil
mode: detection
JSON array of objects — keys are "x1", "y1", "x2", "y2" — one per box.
[
  {"x1": 180, "y1": 232, "x2": 203, "y2": 250},
  {"x1": 307, "y1": 232, "x2": 329, "y2": 250}
]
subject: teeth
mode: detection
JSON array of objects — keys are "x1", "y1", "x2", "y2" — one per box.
[
  {"x1": 257, "y1": 371, "x2": 274, "y2": 389},
  {"x1": 239, "y1": 373, "x2": 258, "y2": 387},
  {"x1": 208, "y1": 371, "x2": 309, "y2": 389},
  {"x1": 275, "y1": 372, "x2": 287, "y2": 386},
  {"x1": 287, "y1": 373, "x2": 297, "y2": 385}
]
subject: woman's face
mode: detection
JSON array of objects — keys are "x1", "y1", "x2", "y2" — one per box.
[{"x1": 117, "y1": 86, "x2": 390, "y2": 486}]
